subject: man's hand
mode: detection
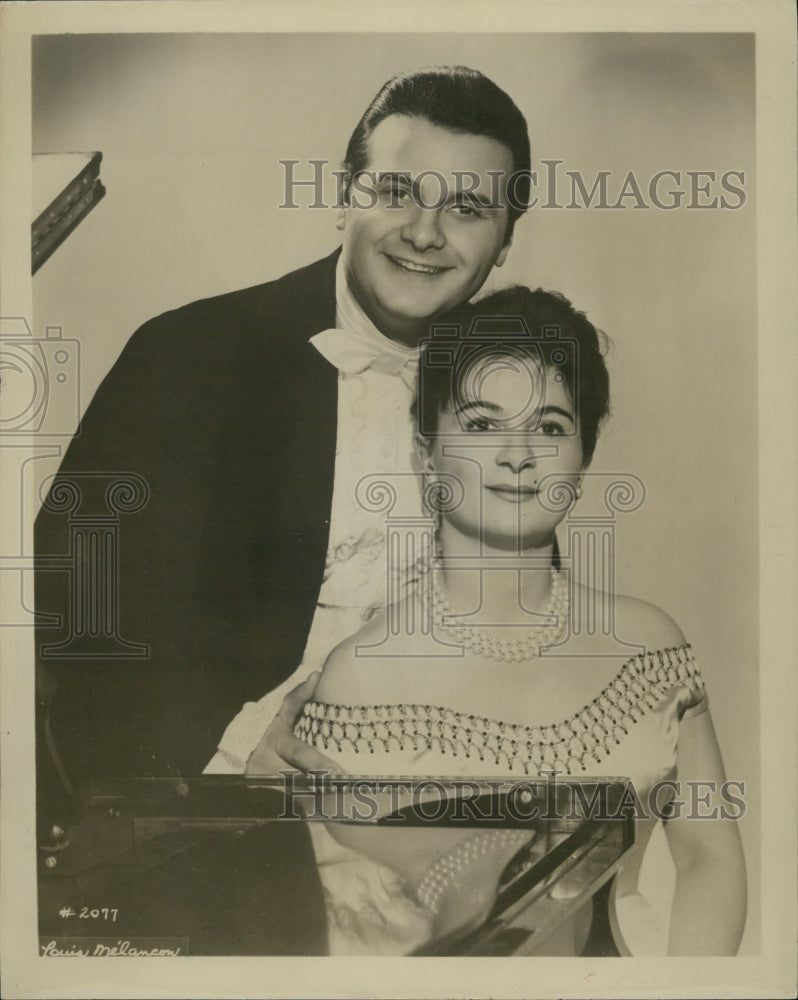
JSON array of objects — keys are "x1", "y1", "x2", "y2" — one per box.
[{"x1": 245, "y1": 671, "x2": 345, "y2": 776}]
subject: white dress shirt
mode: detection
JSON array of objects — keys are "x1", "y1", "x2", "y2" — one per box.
[{"x1": 205, "y1": 255, "x2": 424, "y2": 772}]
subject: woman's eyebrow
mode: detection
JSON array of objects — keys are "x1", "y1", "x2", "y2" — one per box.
[
  {"x1": 454, "y1": 400, "x2": 575, "y2": 423},
  {"x1": 537, "y1": 405, "x2": 575, "y2": 423},
  {"x1": 453, "y1": 399, "x2": 501, "y2": 416}
]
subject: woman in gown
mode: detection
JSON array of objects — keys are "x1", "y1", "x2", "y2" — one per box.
[{"x1": 289, "y1": 285, "x2": 747, "y2": 956}]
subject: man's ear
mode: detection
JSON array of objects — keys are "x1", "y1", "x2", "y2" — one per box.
[
  {"x1": 495, "y1": 233, "x2": 513, "y2": 267},
  {"x1": 336, "y1": 172, "x2": 351, "y2": 231}
]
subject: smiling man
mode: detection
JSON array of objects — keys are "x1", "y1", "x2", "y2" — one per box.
[
  {"x1": 339, "y1": 114, "x2": 515, "y2": 346},
  {"x1": 35, "y1": 66, "x2": 531, "y2": 790},
  {"x1": 210, "y1": 68, "x2": 530, "y2": 779}
]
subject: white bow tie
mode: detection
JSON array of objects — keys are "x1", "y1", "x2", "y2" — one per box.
[{"x1": 311, "y1": 327, "x2": 418, "y2": 384}]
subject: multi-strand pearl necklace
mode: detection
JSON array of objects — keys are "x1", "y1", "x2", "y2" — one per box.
[
  {"x1": 428, "y1": 562, "x2": 570, "y2": 663},
  {"x1": 414, "y1": 829, "x2": 531, "y2": 914}
]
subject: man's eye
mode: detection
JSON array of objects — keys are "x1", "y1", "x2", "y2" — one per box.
[
  {"x1": 450, "y1": 200, "x2": 481, "y2": 217},
  {"x1": 380, "y1": 184, "x2": 412, "y2": 203}
]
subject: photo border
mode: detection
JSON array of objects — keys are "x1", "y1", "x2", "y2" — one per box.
[{"x1": 1, "y1": 2, "x2": 795, "y2": 997}]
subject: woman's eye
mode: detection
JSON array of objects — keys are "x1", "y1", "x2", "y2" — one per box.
[
  {"x1": 538, "y1": 421, "x2": 565, "y2": 436},
  {"x1": 463, "y1": 416, "x2": 494, "y2": 432}
]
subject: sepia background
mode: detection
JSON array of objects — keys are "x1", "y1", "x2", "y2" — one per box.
[{"x1": 30, "y1": 32, "x2": 758, "y2": 954}]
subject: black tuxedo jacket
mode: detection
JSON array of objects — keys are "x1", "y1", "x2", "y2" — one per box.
[{"x1": 36, "y1": 250, "x2": 342, "y2": 781}]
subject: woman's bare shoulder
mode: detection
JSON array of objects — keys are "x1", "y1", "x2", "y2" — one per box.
[
  {"x1": 570, "y1": 584, "x2": 687, "y2": 655},
  {"x1": 314, "y1": 603, "x2": 427, "y2": 704},
  {"x1": 611, "y1": 591, "x2": 687, "y2": 652},
  {"x1": 314, "y1": 613, "x2": 384, "y2": 704}
]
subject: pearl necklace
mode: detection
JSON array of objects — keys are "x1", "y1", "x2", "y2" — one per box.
[
  {"x1": 428, "y1": 563, "x2": 570, "y2": 663},
  {"x1": 414, "y1": 829, "x2": 531, "y2": 914}
]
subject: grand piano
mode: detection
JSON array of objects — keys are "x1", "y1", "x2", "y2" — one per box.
[{"x1": 37, "y1": 772, "x2": 633, "y2": 957}]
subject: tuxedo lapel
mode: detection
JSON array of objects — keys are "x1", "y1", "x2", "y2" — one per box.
[
  {"x1": 241, "y1": 248, "x2": 340, "y2": 535},
  {"x1": 211, "y1": 250, "x2": 340, "y2": 677},
  {"x1": 36, "y1": 249, "x2": 345, "y2": 779}
]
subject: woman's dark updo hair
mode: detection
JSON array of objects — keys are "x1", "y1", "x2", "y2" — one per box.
[{"x1": 413, "y1": 286, "x2": 611, "y2": 466}]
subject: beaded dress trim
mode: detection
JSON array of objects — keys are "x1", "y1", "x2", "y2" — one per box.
[{"x1": 295, "y1": 644, "x2": 704, "y2": 776}]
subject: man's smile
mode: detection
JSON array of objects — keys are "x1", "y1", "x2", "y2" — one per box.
[{"x1": 384, "y1": 253, "x2": 451, "y2": 276}]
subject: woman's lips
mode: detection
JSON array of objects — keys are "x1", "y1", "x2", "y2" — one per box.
[{"x1": 486, "y1": 484, "x2": 539, "y2": 503}]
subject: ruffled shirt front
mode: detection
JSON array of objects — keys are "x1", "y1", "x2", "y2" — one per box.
[{"x1": 205, "y1": 255, "x2": 425, "y2": 775}]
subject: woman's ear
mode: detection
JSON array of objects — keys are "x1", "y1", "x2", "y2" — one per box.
[
  {"x1": 574, "y1": 464, "x2": 589, "y2": 500},
  {"x1": 412, "y1": 433, "x2": 434, "y2": 475}
]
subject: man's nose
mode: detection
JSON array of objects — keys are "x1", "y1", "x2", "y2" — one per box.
[{"x1": 400, "y1": 204, "x2": 446, "y2": 252}]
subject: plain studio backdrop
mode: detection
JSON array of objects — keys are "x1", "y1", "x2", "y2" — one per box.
[{"x1": 31, "y1": 33, "x2": 757, "y2": 953}]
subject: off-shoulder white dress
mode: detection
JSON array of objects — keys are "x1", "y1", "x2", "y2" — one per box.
[{"x1": 293, "y1": 644, "x2": 707, "y2": 955}]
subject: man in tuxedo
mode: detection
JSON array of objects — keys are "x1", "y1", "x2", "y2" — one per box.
[
  {"x1": 34, "y1": 63, "x2": 531, "y2": 956},
  {"x1": 35, "y1": 65, "x2": 531, "y2": 789}
]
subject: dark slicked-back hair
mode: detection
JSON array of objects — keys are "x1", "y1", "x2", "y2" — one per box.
[{"x1": 342, "y1": 66, "x2": 531, "y2": 242}]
